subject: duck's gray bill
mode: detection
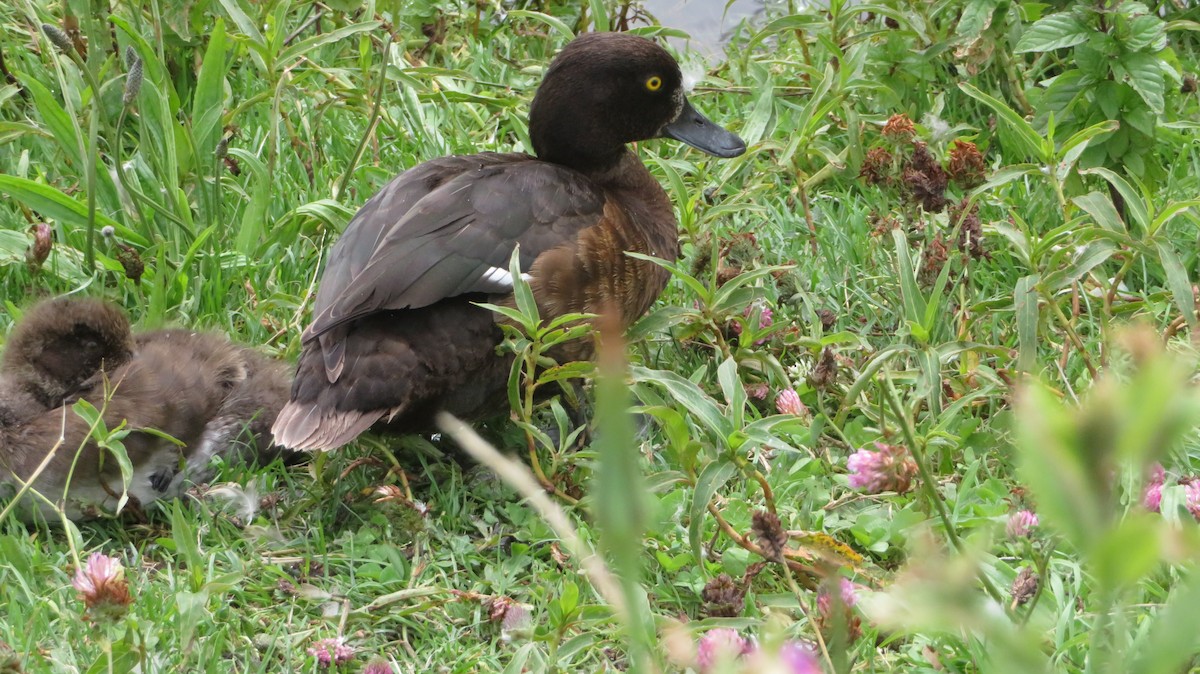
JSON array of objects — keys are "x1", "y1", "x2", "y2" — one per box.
[{"x1": 662, "y1": 98, "x2": 746, "y2": 158}]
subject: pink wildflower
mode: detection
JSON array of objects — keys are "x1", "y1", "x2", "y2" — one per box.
[
  {"x1": 362, "y1": 658, "x2": 392, "y2": 674},
  {"x1": 1144, "y1": 464, "x2": 1165, "y2": 512},
  {"x1": 846, "y1": 442, "x2": 917, "y2": 494},
  {"x1": 776, "y1": 388, "x2": 808, "y2": 416},
  {"x1": 817, "y1": 577, "x2": 858, "y2": 616},
  {"x1": 72, "y1": 552, "x2": 132, "y2": 622},
  {"x1": 732, "y1": 303, "x2": 773, "y2": 344},
  {"x1": 777, "y1": 641, "x2": 823, "y2": 674},
  {"x1": 1006, "y1": 510, "x2": 1039, "y2": 538},
  {"x1": 746, "y1": 382, "x2": 770, "y2": 400},
  {"x1": 1184, "y1": 480, "x2": 1200, "y2": 521},
  {"x1": 816, "y1": 577, "x2": 862, "y2": 641},
  {"x1": 696, "y1": 628, "x2": 751, "y2": 672},
  {"x1": 307, "y1": 637, "x2": 354, "y2": 667}
]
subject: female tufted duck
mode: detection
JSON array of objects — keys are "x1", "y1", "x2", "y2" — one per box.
[{"x1": 272, "y1": 31, "x2": 746, "y2": 451}]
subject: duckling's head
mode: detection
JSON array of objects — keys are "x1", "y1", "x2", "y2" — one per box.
[
  {"x1": 1, "y1": 298, "x2": 134, "y2": 406},
  {"x1": 529, "y1": 32, "x2": 745, "y2": 172}
]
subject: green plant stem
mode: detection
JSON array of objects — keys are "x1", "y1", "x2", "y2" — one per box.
[
  {"x1": 61, "y1": 49, "x2": 105, "y2": 270},
  {"x1": 1047, "y1": 293, "x2": 1099, "y2": 379},
  {"x1": 881, "y1": 375, "x2": 1007, "y2": 608},
  {"x1": 1017, "y1": 540, "x2": 1057, "y2": 626},
  {"x1": 337, "y1": 32, "x2": 392, "y2": 199}
]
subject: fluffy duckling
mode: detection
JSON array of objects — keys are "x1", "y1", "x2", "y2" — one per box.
[
  {"x1": 0, "y1": 297, "x2": 134, "y2": 427},
  {"x1": 0, "y1": 299, "x2": 290, "y2": 520}
]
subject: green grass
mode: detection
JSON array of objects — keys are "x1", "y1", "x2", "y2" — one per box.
[{"x1": 4, "y1": 0, "x2": 1200, "y2": 671}]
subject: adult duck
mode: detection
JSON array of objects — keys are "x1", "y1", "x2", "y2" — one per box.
[
  {"x1": 272, "y1": 31, "x2": 745, "y2": 451},
  {"x1": 0, "y1": 298, "x2": 290, "y2": 520}
]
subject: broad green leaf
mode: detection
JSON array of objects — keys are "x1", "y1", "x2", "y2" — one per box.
[
  {"x1": 959, "y1": 83, "x2": 1047, "y2": 161},
  {"x1": 1114, "y1": 51, "x2": 1165, "y2": 113},
  {"x1": 1042, "y1": 240, "x2": 1115, "y2": 291},
  {"x1": 507, "y1": 10, "x2": 575, "y2": 40},
  {"x1": 1080, "y1": 167, "x2": 1150, "y2": 234},
  {"x1": 1125, "y1": 14, "x2": 1167, "y2": 52},
  {"x1": 1014, "y1": 275, "x2": 1039, "y2": 373},
  {"x1": 716, "y1": 357, "x2": 746, "y2": 429},
  {"x1": 278, "y1": 21, "x2": 381, "y2": 64},
  {"x1": 1015, "y1": 12, "x2": 1092, "y2": 52},
  {"x1": 892, "y1": 229, "x2": 926, "y2": 334},
  {"x1": 689, "y1": 460, "x2": 737, "y2": 569},
  {"x1": 957, "y1": 0, "x2": 999, "y2": 37},
  {"x1": 1092, "y1": 516, "x2": 1161, "y2": 591},
  {"x1": 0, "y1": 175, "x2": 146, "y2": 245},
  {"x1": 587, "y1": 0, "x2": 609, "y2": 31},
  {"x1": 1149, "y1": 199, "x2": 1200, "y2": 236},
  {"x1": 740, "y1": 82, "x2": 775, "y2": 146},
  {"x1": 1155, "y1": 242, "x2": 1197, "y2": 331},
  {"x1": 1072, "y1": 192, "x2": 1125, "y2": 232},
  {"x1": 630, "y1": 366, "x2": 733, "y2": 441},
  {"x1": 192, "y1": 18, "x2": 229, "y2": 169},
  {"x1": 19, "y1": 77, "x2": 82, "y2": 169}
]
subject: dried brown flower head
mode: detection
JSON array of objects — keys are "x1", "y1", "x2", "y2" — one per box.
[
  {"x1": 918, "y1": 233, "x2": 948, "y2": 286},
  {"x1": 751, "y1": 510, "x2": 788, "y2": 561},
  {"x1": 950, "y1": 198, "x2": 987, "y2": 260},
  {"x1": 947, "y1": 140, "x2": 986, "y2": 188},
  {"x1": 114, "y1": 243, "x2": 144, "y2": 285},
  {"x1": 701, "y1": 573, "x2": 746, "y2": 618},
  {"x1": 882, "y1": 113, "x2": 915, "y2": 142},
  {"x1": 816, "y1": 308, "x2": 837, "y2": 332},
  {"x1": 859, "y1": 147, "x2": 894, "y2": 185},
  {"x1": 903, "y1": 142, "x2": 949, "y2": 213},
  {"x1": 1011, "y1": 566, "x2": 1039, "y2": 607},
  {"x1": 808, "y1": 347, "x2": 838, "y2": 389}
]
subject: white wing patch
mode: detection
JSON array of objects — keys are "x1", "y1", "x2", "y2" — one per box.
[{"x1": 476, "y1": 266, "x2": 533, "y2": 292}]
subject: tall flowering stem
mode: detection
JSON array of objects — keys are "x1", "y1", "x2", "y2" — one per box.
[{"x1": 882, "y1": 374, "x2": 1007, "y2": 609}]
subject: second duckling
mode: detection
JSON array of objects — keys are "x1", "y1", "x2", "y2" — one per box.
[{"x1": 0, "y1": 298, "x2": 290, "y2": 520}]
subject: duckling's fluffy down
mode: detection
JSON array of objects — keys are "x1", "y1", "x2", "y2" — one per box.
[{"x1": 0, "y1": 300, "x2": 290, "y2": 521}]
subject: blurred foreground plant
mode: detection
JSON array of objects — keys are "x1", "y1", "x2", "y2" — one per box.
[{"x1": 864, "y1": 325, "x2": 1200, "y2": 673}]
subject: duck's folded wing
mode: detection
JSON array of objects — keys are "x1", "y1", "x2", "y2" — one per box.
[{"x1": 304, "y1": 159, "x2": 606, "y2": 377}]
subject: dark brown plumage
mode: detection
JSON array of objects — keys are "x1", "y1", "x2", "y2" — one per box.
[
  {"x1": 0, "y1": 299, "x2": 290, "y2": 520},
  {"x1": 272, "y1": 32, "x2": 745, "y2": 451}
]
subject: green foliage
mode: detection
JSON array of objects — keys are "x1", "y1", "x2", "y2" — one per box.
[{"x1": 2, "y1": 0, "x2": 1200, "y2": 670}]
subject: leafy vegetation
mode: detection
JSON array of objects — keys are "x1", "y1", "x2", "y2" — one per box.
[{"x1": 3, "y1": 0, "x2": 1200, "y2": 671}]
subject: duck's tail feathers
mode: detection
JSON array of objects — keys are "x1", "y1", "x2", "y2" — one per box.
[{"x1": 270, "y1": 401, "x2": 384, "y2": 452}]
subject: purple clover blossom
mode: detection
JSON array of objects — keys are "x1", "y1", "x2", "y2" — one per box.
[
  {"x1": 817, "y1": 577, "x2": 858, "y2": 617},
  {"x1": 307, "y1": 636, "x2": 354, "y2": 667},
  {"x1": 846, "y1": 442, "x2": 917, "y2": 494},
  {"x1": 1184, "y1": 480, "x2": 1200, "y2": 521},
  {"x1": 732, "y1": 303, "x2": 774, "y2": 345},
  {"x1": 1144, "y1": 463, "x2": 1166, "y2": 512},
  {"x1": 776, "y1": 388, "x2": 807, "y2": 416},
  {"x1": 777, "y1": 641, "x2": 823, "y2": 674},
  {"x1": 696, "y1": 628, "x2": 751, "y2": 672},
  {"x1": 1006, "y1": 510, "x2": 1039, "y2": 538},
  {"x1": 72, "y1": 552, "x2": 132, "y2": 622},
  {"x1": 362, "y1": 658, "x2": 392, "y2": 674}
]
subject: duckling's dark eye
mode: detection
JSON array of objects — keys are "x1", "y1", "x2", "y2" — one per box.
[{"x1": 645, "y1": 76, "x2": 662, "y2": 92}]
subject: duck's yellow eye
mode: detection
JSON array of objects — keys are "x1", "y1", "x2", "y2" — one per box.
[{"x1": 645, "y1": 76, "x2": 662, "y2": 92}]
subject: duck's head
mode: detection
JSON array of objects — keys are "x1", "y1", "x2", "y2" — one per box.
[
  {"x1": 2, "y1": 298, "x2": 134, "y2": 404},
  {"x1": 529, "y1": 32, "x2": 746, "y2": 172}
]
